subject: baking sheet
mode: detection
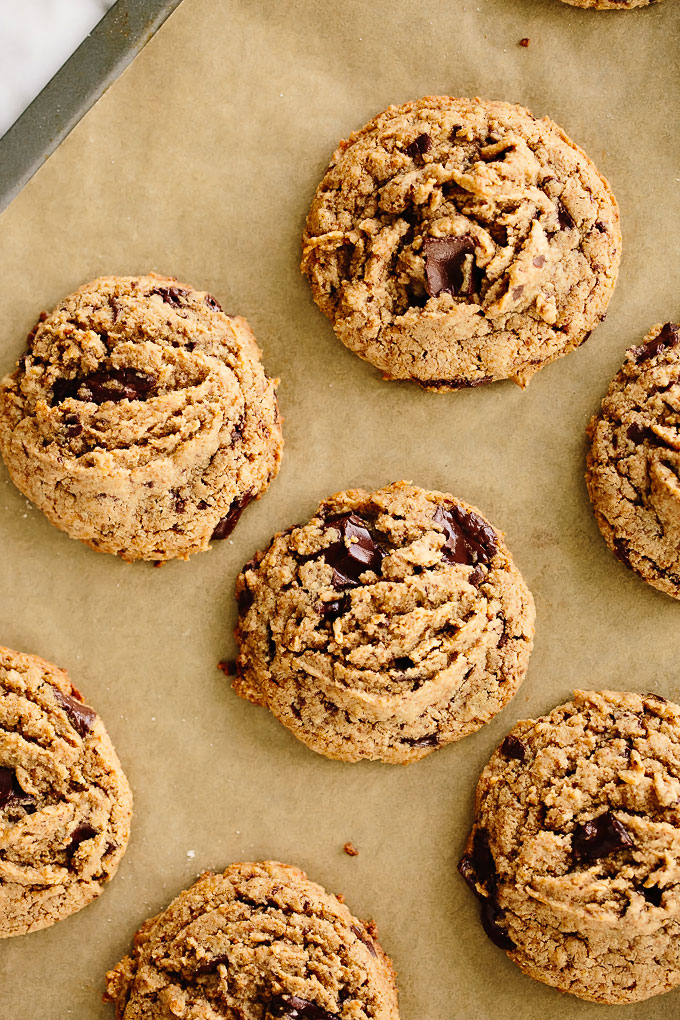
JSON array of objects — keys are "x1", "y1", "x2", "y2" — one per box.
[{"x1": 0, "y1": 0, "x2": 679, "y2": 1017}]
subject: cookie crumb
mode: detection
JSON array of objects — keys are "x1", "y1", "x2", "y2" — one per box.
[
  {"x1": 519, "y1": 37, "x2": 530, "y2": 47},
  {"x1": 217, "y1": 660, "x2": 237, "y2": 677},
  {"x1": 343, "y1": 841, "x2": 359, "y2": 857},
  {"x1": 186, "y1": 850, "x2": 195, "y2": 859}
]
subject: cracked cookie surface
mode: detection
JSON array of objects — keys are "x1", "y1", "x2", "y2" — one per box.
[
  {"x1": 104, "y1": 860, "x2": 399, "y2": 1020},
  {"x1": 0, "y1": 274, "x2": 283, "y2": 561},
  {"x1": 232, "y1": 482, "x2": 535, "y2": 764},
  {"x1": 459, "y1": 690, "x2": 680, "y2": 1004},
  {"x1": 0, "y1": 645, "x2": 132, "y2": 937},
  {"x1": 302, "y1": 96, "x2": 620, "y2": 389},
  {"x1": 586, "y1": 322, "x2": 680, "y2": 600},
  {"x1": 560, "y1": 0, "x2": 657, "y2": 9}
]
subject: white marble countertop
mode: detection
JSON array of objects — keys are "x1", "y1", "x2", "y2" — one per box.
[{"x1": 0, "y1": 0, "x2": 116, "y2": 140}]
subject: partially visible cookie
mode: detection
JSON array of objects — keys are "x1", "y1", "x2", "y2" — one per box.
[
  {"x1": 560, "y1": 0, "x2": 657, "y2": 9},
  {"x1": 232, "y1": 482, "x2": 535, "y2": 763},
  {"x1": 302, "y1": 96, "x2": 620, "y2": 389},
  {"x1": 586, "y1": 322, "x2": 680, "y2": 599},
  {"x1": 0, "y1": 646, "x2": 132, "y2": 937},
  {"x1": 0, "y1": 274, "x2": 283, "y2": 562},
  {"x1": 104, "y1": 860, "x2": 400, "y2": 1020},
  {"x1": 459, "y1": 690, "x2": 680, "y2": 1004}
]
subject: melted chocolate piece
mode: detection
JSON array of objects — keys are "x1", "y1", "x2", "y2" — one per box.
[
  {"x1": 237, "y1": 586, "x2": 254, "y2": 615},
  {"x1": 480, "y1": 899, "x2": 516, "y2": 951},
  {"x1": 424, "y1": 376, "x2": 492, "y2": 389},
  {"x1": 640, "y1": 884, "x2": 663, "y2": 907},
  {"x1": 52, "y1": 368, "x2": 155, "y2": 405},
  {"x1": 405, "y1": 732, "x2": 439, "y2": 748},
  {"x1": 500, "y1": 734, "x2": 526, "y2": 761},
  {"x1": 467, "y1": 565, "x2": 485, "y2": 588},
  {"x1": 613, "y1": 539, "x2": 631, "y2": 568},
  {"x1": 204, "y1": 294, "x2": 223, "y2": 311},
  {"x1": 627, "y1": 423, "x2": 657, "y2": 445},
  {"x1": 67, "y1": 822, "x2": 98, "y2": 857},
  {"x1": 423, "y1": 236, "x2": 478, "y2": 298},
  {"x1": 556, "y1": 200, "x2": 575, "y2": 230},
  {"x1": 572, "y1": 811, "x2": 634, "y2": 862},
  {"x1": 406, "y1": 132, "x2": 432, "y2": 158},
  {"x1": 53, "y1": 689, "x2": 96, "y2": 739},
  {"x1": 633, "y1": 322, "x2": 679, "y2": 364},
  {"x1": 0, "y1": 767, "x2": 36, "y2": 811},
  {"x1": 323, "y1": 514, "x2": 383, "y2": 588},
  {"x1": 268, "y1": 996, "x2": 339, "y2": 1020},
  {"x1": 318, "y1": 595, "x2": 350, "y2": 622},
  {"x1": 350, "y1": 923, "x2": 377, "y2": 956},
  {"x1": 433, "y1": 505, "x2": 498, "y2": 567},
  {"x1": 212, "y1": 493, "x2": 253, "y2": 540},
  {"x1": 459, "y1": 828, "x2": 496, "y2": 893},
  {"x1": 193, "y1": 953, "x2": 230, "y2": 975},
  {"x1": 150, "y1": 286, "x2": 188, "y2": 307}
]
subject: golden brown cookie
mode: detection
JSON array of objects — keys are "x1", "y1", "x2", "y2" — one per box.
[
  {"x1": 302, "y1": 96, "x2": 620, "y2": 389},
  {"x1": 0, "y1": 274, "x2": 283, "y2": 561}
]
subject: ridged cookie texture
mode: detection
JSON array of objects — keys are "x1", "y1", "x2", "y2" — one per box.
[
  {"x1": 302, "y1": 96, "x2": 620, "y2": 389},
  {"x1": 0, "y1": 646, "x2": 132, "y2": 937},
  {"x1": 0, "y1": 274, "x2": 283, "y2": 562},
  {"x1": 459, "y1": 690, "x2": 680, "y2": 1004},
  {"x1": 104, "y1": 860, "x2": 400, "y2": 1020},
  {"x1": 586, "y1": 322, "x2": 680, "y2": 600},
  {"x1": 233, "y1": 482, "x2": 535, "y2": 763}
]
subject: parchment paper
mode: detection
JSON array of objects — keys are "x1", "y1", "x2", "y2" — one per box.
[{"x1": 0, "y1": 1, "x2": 679, "y2": 1017}]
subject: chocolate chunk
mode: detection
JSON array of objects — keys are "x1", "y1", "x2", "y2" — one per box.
[
  {"x1": 217, "y1": 660, "x2": 237, "y2": 677},
  {"x1": 318, "y1": 595, "x2": 350, "y2": 622},
  {"x1": 174, "y1": 496, "x2": 187, "y2": 513},
  {"x1": 424, "y1": 376, "x2": 492, "y2": 389},
  {"x1": 204, "y1": 293, "x2": 223, "y2": 311},
  {"x1": 394, "y1": 656, "x2": 414, "y2": 670},
  {"x1": 52, "y1": 368, "x2": 155, "y2": 405},
  {"x1": 572, "y1": 811, "x2": 634, "y2": 862},
  {"x1": 150, "y1": 286, "x2": 188, "y2": 307},
  {"x1": 433, "y1": 504, "x2": 498, "y2": 567},
  {"x1": 459, "y1": 827, "x2": 496, "y2": 894},
  {"x1": 613, "y1": 539, "x2": 631, "y2": 568},
  {"x1": 212, "y1": 493, "x2": 253, "y2": 540},
  {"x1": 633, "y1": 322, "x2": 679, "y2": 364},
  {"x1": 406, "y1": 132, "x2": 432, "y2": 158},
  {"x1": 468, "y1": 565, "x2": 486, "y2": 587},
  {"x1": 0, "y1": 767, "x2": 36, "y2": 811},
  {"x1": 405, "y1": 732, "x2": 439, "y2": 748},
  {"x1": 556, "y1": 200, "x2": 575, "y2": 230},
  {"x1": 193, "y1": 952, "x2": 230, "y2": 975},
  {"x1": 532, "y1": 255, "x2": 545, "y2": 268},
  {"x1": 645, "y1": 692, "x2": 667, "y2": 703},
  {"x1": 350, "y1": 923, "x2": 378, "y2": 956},
  {"x1": 267, "y1": 995, "x2": 339, "y2": 1020},
  {"x1": 67, "y1": 822, "x2": 98, "y2": 857},
  {"x1": 423, "y1": 236, "x2": 478, "y2": 298},
  {"x1": 627, "y1": 423, "x2": 656, "y2": 445},
  {"x1": 480, "y1": 899, "x2": 516, "y2": 951},
  {"x1": 323, "y1": 514, "x2": 383, "y2": 588},
  {"x1": 640, "y1": 884, "x2": 663, "y2": 907},
  {"x1": 53, "y1": 689, "x2": 96, "y2": 739},
  {"x1": 512, "y1": 285, "x2": 524, "y2": 301},
  {"x1": 500, "y1": 735, "x2": 526, "y2": 761},
  {"x1": 237, "y1": 586, "x2": 254, "y2": 615},
  {"x1": 594, "y1": 221, "x2": 608, "y2": 233}
]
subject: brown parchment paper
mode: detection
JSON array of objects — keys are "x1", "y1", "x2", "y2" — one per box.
[{"x1": 0, "y1": 0, "x2": 679, "y2": 1016}]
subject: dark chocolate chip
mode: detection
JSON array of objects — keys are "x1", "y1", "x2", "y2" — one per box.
[
  {"x1": 613, "y1": 539, "x2": 631, "y2": 568},
  {"x1": 423, "y1": 235, "x2": 478, "y2": 298},
  {"x1": 480, "y1": 898, "x2": 516, "y2": 952},
  {"x1": 632, "y1": 322, "x2": 679, "y2": 364},
  {"x1": 204, "y1": 294, "x2": 223, "y2": 311},
  {"x1": 0, "y1": 767, "x2": 36, "y2": 811},
  {"x1": 150, "y1": 286, "x2": 189, "y2": 307},
  {"x1": 53, "y1": 689, "x2": 97, "y2": 739},
  {"x1": 193, "y1": 953, "x2": 230, "y2": 975},
  {"x1": 237, "y1": 586, "x2": 254, "y2": 615},
  {"x1": 66, "y1": 423, "x2": 83, "y2": 438},
  {"x1": 594, "y1": 221, "x2": 608, "y2": 233},
  {"x1": 318, "y1": 595, "x2": 350, "y2": 622},
  {"x1": 217, "y1": 660, "x2": 237, "y2": 677},
  {"x1": 67, "y1": 822, "x2": 97, "y2": 857},
  {"x1": 405, "y1": 732, "x2": 439, "y2": 748},
  {"x1": 267, "y1": 995, "x2": 339, "y2": 1020},
  {"x1": 556, "y1": 200, "x2": 575, "y2": 230},
  {"x1": 394, "y1": 656, "x2": 414, "y2": 670},
  {"x1": 500, "y1": 735, "x2": 526, "y2": 761},
  {"x1": 627, "y1": 423, "x2": 656, "y2": 445},
  {"x1": 423, "y1": 376, "x2": 492, "y2": 389},
  {"x1": 197, "y1": 499, "x2": 208, "y2": 510},
  {"x1": 52, "y1": 368, "x2": 155, "y2": 406},
  {"x1": 406, "y1": 132, "x2": 432, "y2": 158},
  {"x1": 433, "y1": 504, "x2": 498, "y2": 567},
  {"x1": 174, "y1": 497, "x2": 188, "y2": 513},
  {"x1": 212, "y1": 493, "x2": 253, "y2": 540},
  {"x1": 467, "y1": 565, "x2": 485, "y2": 587},
  {"x1": 572, "y1": 811, "x2": 634, "y2": 862},
  {"x1": 350, "y1": 923, "x2": 377, "y2": 956},
  {"x1": 323, "y1": 513, "x2": 383, "y2": 589},
  {"x1": 459, "y1": 827, "x2": 496, "y2": 894},
  {"x1": 512, "y1": 285, "x2": 524, "y2": 301},
  {"x1": 645, "y1": 692, "x2": 667, "y2": 703},
  {"x1": 640, "y1": 884, "x2": 663, "y2": 907}
]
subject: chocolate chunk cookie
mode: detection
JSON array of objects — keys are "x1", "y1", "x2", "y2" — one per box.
[
  {"x1": 586, "y1": 322, "x2": 680, "y2": 599},
  {"x1": 0, "y1": 274, "x2": 283, "y2": 561},
  {"x1": 232, "y1": 482, "x2": 535, "y2": 763},
  {"x1": 459, "y1": 690, "x2": 680, "y2": 1004},
  {"x1": 560, "y1": 0, "x2": 657, "y2": 9},
  {"x1": 104, "y1": 860, "x2": 399, "y2": 1019},
  {"x1": 0, "y1": 646, "x2": 132, "y2": 937},
  {"x1": 301, "y1": 96, "x2": 620, "y2": 389}
]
